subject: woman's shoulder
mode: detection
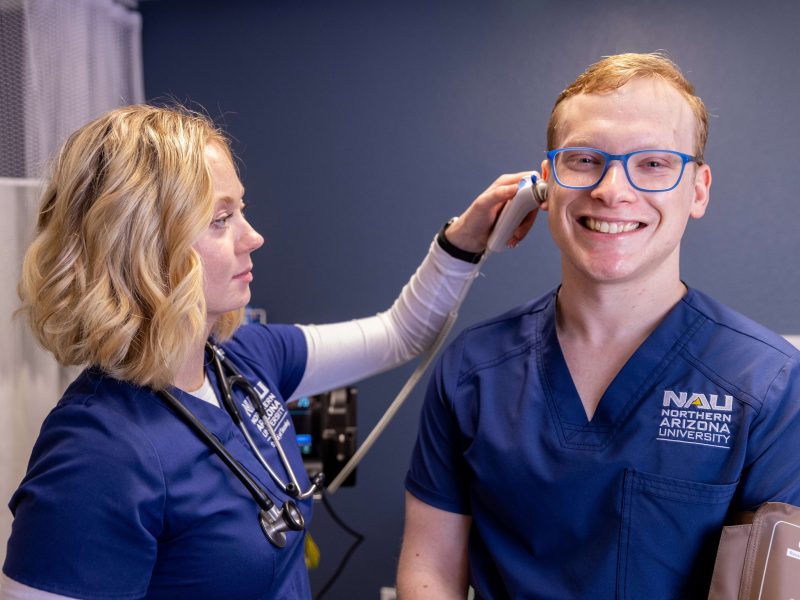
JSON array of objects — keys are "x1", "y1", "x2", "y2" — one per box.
[
  {"x1": 222, "y1": 323, "x2": 308, "y2": 398},
  {"x1": 33, "y1": 370, "x2": 165, "y2": 475},
  {"x1": 225, "y1": 322, "x2": 305, "y2": 358}
]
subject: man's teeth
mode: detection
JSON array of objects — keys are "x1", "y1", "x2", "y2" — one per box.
[{"x1": 584, "y1": 217, "x2": 640, "y2": 234}]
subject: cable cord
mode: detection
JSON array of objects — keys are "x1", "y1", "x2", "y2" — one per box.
[
  {"x1": 314, "y1": 492, "x2": 365, "y2": 600},
  {"x1": 314, "y1": 254, "x2": 488, "y2": 596},
  {"x1": 325, "y1": 256, "x2": 485, "y2": 492}
]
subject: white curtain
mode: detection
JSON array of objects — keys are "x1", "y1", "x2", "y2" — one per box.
[
  {"x1": 1, "y1": 0, "x2": 144, "y2": 178},
  {"x1": 0, "y1": 0, "x2": 144, "y2": 564}
]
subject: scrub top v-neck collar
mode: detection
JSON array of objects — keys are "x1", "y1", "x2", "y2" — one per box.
[{"x1": 538, "y1": 288, "x2": 707, "y2": 450}]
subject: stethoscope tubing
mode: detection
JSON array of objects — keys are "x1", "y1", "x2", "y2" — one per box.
[
  {"x1": 157, "y1": 386, "x2": 276, "y2": 513},
  {"x1": 208, "y1": 343, "x2": 321, "y2": 500}
]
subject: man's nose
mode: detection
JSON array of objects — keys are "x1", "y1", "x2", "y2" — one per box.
[{"x1": 590, "y1": 160, "x2": 636, "y2": 205}]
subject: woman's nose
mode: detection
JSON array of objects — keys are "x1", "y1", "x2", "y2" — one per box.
[{"x1": 240, "y1": 219, "x2": 264, "y2": 252}]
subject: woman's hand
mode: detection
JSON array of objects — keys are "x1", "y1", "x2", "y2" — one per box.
[{"x1": 443, "y1": 172, "x2": 540, "y2": 253}]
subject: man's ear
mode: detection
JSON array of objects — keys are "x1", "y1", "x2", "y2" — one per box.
[
  {"x1": 539, "y1": 159, "x2": 551, "y2": 211},
  {"x1": 690, "y1": 163, "x2": 712, "y2": 219}
]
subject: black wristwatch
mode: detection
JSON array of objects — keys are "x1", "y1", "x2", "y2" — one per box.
[{"x1": 436, "y1": 218, "x2": 484, "y2": 264}]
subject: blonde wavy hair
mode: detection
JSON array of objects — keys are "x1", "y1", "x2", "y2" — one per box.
[
  {"x1": 18, "y1": 104, "x2": 245, "y2": 390},
  {"x1": 547, "y1": 52, "x2": 709, "y2": 162}
]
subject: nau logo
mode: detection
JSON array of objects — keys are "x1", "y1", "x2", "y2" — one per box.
[
  {"x1": 662, "y1": 390, "x2": 733, "y2": 412},
  {"x1": 241, "y1": 379, "x2": 291, "y2": 446},
  {"x1": 658, "y1": 389, "x2": 735, "y2": 449}
]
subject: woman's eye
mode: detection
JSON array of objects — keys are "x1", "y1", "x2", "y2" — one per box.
[{"x1": 212, "y1": 213, "x2": 231, "y2": 228}]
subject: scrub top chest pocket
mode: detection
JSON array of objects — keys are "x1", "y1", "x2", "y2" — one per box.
[{"x1": 617, "y1": 469, "x2": 739, "y2": 599}]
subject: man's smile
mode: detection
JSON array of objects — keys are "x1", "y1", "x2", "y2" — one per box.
[{"x1": 580, "y1": 216, "x2": 643, "y2": 234}]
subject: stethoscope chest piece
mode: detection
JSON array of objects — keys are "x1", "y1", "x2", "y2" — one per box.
[{"x1": 259, "y1": 501, "x2": 305, "y2": 548}]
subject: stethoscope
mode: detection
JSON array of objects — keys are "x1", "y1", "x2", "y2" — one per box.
[{"x1": 157, "y1": 341, "x2": 324, "y2": 548}]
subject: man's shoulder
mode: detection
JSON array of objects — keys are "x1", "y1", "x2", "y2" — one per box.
[
  {"x1": 681, "y1": 288, "x2": 799, "y2": 406},
  {"x1": 442, "y1": 289, "x2": 556, "y2": 376},
  {"x1": 683, "y1": 287, "x2": 797, "y2": 358}
]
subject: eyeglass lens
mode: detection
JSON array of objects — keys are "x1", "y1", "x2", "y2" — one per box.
[{"x1": 553, "y1": 149, "x2": 685, "y2": 191}]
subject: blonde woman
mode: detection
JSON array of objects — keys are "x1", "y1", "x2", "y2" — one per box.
[{"x1": 1, "y1": 105, "x2": 534, "y2": 599}]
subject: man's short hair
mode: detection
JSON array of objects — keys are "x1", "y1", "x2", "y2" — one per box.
[{"x1": 547, "y1": 52, "x2": 708, "y2": 161}]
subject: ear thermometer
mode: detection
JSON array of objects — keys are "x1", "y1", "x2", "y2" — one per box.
[{"x1": 486, "y1": 174, "x2": 547, "y2": 254}]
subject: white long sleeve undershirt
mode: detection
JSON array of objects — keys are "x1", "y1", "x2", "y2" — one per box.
[
  {"x1": 1, "y1": 575, "x2": 74, "y2": 600},
  {"x1": 292, "y1": 237, "x2": 478, "y2": 399}
]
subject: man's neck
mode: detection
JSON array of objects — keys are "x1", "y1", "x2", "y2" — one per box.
[
  {"x1": 554, "y1": 271, "x2": 687, "y2": 421},
  {"x1": 555, "y1": 272, "x2": 687, "y2": 346}
]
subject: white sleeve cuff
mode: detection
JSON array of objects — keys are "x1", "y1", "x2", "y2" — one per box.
[{"x1": 1, "y1": 574, "x2": 79, "y2": 600}]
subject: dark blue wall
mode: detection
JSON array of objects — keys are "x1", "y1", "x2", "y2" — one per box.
[{"x1": 140, "y1": 1, "x2": 800, "y2": 596}]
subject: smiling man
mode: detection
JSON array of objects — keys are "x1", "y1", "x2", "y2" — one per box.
[{"x1": 397, "y1": 53, "x2": 800, "y2": 599}]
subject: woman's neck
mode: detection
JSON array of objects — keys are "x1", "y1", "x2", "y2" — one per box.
[{"x1": 173, "y1": 323, "x2": 213, "y2": 392}]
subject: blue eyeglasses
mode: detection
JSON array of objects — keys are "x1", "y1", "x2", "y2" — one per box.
[{"x1": 546, "y1": 147, "x2": 699, "y2": 192}]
